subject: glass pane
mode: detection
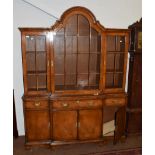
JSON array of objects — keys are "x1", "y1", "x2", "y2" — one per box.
[
  {"x1": 116, "y1": 36, "x2": 125, "y2": 51},
  {"x1": 54, "y1": 35, "x2": 64, "y2": 55},
  {"x1": 78, "y1": 15, "x2": 90, "y2": 36},
  {"x1": 26, "y1": 36, "x2": 35, "y2": 51},
  {"x1": 91, "y1": 27, "x2": 98, "y2": 36},
  {"x1": 27, "y1": 74, "x2": 36, "y2": 90},
  {"x1": 114, "y1": 73, "x2": 123, "y2": 88},
  {"x1": 55, "y1": 75, "x2": 64, "y2": 89},
  {"x1": 105, "y1": 73, "x2": 114, "y2": 88},
  {"x1": 56, "y1": 28, "x2": 64, "y2": 35},
  {"x1": 107, "y1": 36, "x2": 115, "y2": 51},
  {"x1": 97, "y1": 36, "x2": 101, "y2": 52},
  {"x1": 106, "y1": 53, "x2": 115, "y2": 71},
  {"x1": 90, "y1": 36, "x2": 97, "y2": 52},
  {"x1": 66, "y1": 15, "x2": 77, "y2": 36},
  {"x1": 115, "y1": 53, "x2": 124, "y2": 72},
  {"x1": 106, "y1": 35, "x2": 125, "y2": 52},
  {"x1": 90, "y1": 28, "x2": 101, "y2": 53},
  {"x1": 26, "y1": 52, "x2": 35, "y2": 72},
  {"x1": 36, "y1": 53, "x2": 46, "y2": 72},
  {"x1": 36, "y1": 36, "x2": 46, "y2": 51},
  {"x1": 65, "y1": 74, "x2": 76, "y2": 86},
  {"x1": 89, "y1": 74, "x2": 100, "y2": 87},
  {"x1": 66, "y1": 36, "x2": 77, "y2": 54},
  {"x1": 37, "y1": 74, "x2": 47, "y2": 89},
  {"x1": 78, "y1": 36, "x2": 89, "y2": 53},
  {"x1": 89, "y1": 54, "x2": 100, "y2": 73},
  {"x1": 78, "y1": 54, "x2": 89, "y2": 73},
  {"x1": 65, "y1": 54, "x2": 76, "y2": 74},
  {"x1": 54, "y1": 55, "x2": 64, "y2": 74},
  {"x1": 77, "y1": 74, "x2": 88, "y2": 89}
]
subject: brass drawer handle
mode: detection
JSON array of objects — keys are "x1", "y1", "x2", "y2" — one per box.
[
  {"x1": 35, "y1": 102, "x2": 40, "y2": 107},
  {"x1": 62, "y1": 103, "x2": 69, "y2": 107},
  {"x1": 94, "y1": 92, "x2": 99, "y2": 96}
]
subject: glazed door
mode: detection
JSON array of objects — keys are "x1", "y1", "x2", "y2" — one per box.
[
  {"x1": 22, "y1": 31, "x2": 50, "y2": 95},
  {"x1": 25, "y1": 110, "x2": 50, "y2": 141},
  {"x1": 104, "y1": 33, "x2": 129, "y2": 92},
  {"x1": 52, "y1": 111, "x2": 77, "y2": 140},
  {"x1": 114, "y1": 106, "x2": 126, "y2": 144},
  {"x1": 78, "y1": 109, "x2": 102, "y2": 140},
  {"x1": 53, "y1": 14, "x2": 101, "y2": 92}
]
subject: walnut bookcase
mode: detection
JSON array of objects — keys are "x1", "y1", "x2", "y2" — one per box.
[{"x1": 19, "y1": 6, "x2": 129, "y2": 148}]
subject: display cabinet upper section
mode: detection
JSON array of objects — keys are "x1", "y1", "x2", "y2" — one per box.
[{"x1": 19, "y1": 6, "x2": 130, "y2": 96}]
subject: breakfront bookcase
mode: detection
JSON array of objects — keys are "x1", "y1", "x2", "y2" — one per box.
[{"x1": 19, "y1": 7, "x2": 129, "y2": 148}]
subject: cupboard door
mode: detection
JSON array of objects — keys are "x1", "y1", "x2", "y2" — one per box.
[
  {"x1": 53, "y1": 111, "x2": 77, "y2": 140},
  {"x1": 78, "y1": 109, "x2": 102, "y2": 140},
  {"x1": 25, "y1": 110, "x2": 50, "y2": 142},
  {"x1": 24, "y1": 32, "x2": 50, "y2": 94},
  {"x1": 53, "y1": 14, "x2": 101, "y2": 91},
  {"x1": 105, "y1": 34, "x2": 128, "y2": 91},
  {"x1": 114, "y1": 106, "x2": 126, "y2": 144}
]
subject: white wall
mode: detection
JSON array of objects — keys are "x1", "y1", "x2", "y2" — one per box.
[{"x1": 14, "y1": 0, "x2": 142, "y2": 135}]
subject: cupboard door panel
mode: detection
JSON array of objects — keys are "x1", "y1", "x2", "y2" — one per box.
[
  {"x1": 53, "y1": 111, "x2": 77, "y2": 140},
  {"x1": 24, "y1": 33, "x2": 50, "y2": 94},
  {"x1": 78, "y1": 109, "x2": 102, "y2": 140},
  {"x1": 114, "y1": 106, "x2": 126, "y2": 144},
  {"x1": 25, "y1": 110, "x2": 50, "y2": 141}
]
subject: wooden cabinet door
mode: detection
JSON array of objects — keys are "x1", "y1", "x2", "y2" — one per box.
[
  {"x1": 25, "y1": 110, "x2": 50, "y2": 141},
  {"x1": 53, "y1": 111, "x2": 77, "y2": 140},
  {"x1": 22, "y1": 32, "x2": 50, "y2": 95},
  {"x1": 114, "y1": 106, "x2": 126, "y2": 144},
  {"x1": 78, "y1": 109, "x2": 102, "y2": 140}
]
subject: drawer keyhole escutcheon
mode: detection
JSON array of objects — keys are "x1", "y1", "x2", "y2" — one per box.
[
  {"x1": 62, "y1": 103, "x2": 69, "y2": 107},
  {"x1": 35, "y1": 102, "x2": 40, "y2": 107}
]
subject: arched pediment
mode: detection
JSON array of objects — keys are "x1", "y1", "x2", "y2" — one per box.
[{"x1": 51, "y1": 6, "x2": 105, "y2": 32}]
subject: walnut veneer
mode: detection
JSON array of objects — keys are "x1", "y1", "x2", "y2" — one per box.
[{"x1": 19, "y1": 6, "x2": 130, "y2": 148}]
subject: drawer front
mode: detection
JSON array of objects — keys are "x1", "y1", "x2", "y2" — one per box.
[
  {"x1": 25, "y1": 101, "x2": 49, "y2": 109},
  {"x1": 53, "y1": 100, "x2": 102, "y2": 110},
  {"x1": 104, "y1": 98, "x2": 126, "y2": 106},
  {"x1": 76, "y1": 100, "x2": 102, "y2": 108},
  {"x1": 53, "y1": 101, "x2": 78, "y2": 109}
]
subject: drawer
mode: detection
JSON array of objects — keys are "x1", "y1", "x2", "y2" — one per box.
[
  {"x1": 104, "y1": 98, "x2": 125, "y2": 106},
  {"x1": 53, "y1": 101, "x2": 78, "y2": 109},
  {"x1": 75, "y1": 100, "x2": 102, "y2": 108},
  {"x1": 25, "y1": 101, "x2": 49, "y2": 109},
  {"x1": 53, "y1": 100, "x2": 102, "y2": 110}
]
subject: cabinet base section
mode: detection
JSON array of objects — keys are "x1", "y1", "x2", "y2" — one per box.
[
  {"x1": 25, "y1": 141, "x2": 51, "y2": 149},
  {"x1": 126, "y1": 108, "x2": 142, "y2": 134},
  {"x1": 25, "y1": 136, "x2": 124, "y2": 149}
]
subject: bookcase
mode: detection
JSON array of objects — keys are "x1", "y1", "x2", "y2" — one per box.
[{"x1": 19, "y1": 6, "x2": 129, "y2": 148}]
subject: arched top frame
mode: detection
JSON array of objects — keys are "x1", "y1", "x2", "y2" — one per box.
[{"x1": 51, "y1": 6, "x2": 105, "y2": 33}]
